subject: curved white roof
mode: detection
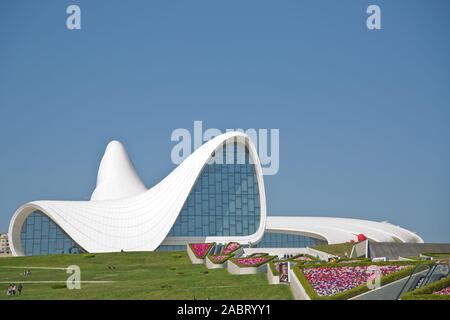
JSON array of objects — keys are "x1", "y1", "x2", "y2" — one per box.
[
  {"x1": 8, "y1": 131, "x2": 423, "y2": 256},
  {"x1": 91, "y1": 140, "x2": 147, "y2": 201},
  {"x1": 266, "y1": 216, "x2": 423, "y2": 244},
  {"x1": 8, "y1": 132, "x2": 267, "y2": 255}
]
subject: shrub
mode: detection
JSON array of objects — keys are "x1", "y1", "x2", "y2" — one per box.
[
  {"x1": 207, "y1": 254, "x2": 234, "y2": 264},
  {"x1": 221, "y1": 242, "x2": 241, "y2": 255},
  {"x1": 247, "y1": 253, "x2": 269, "y2": 258},
  {"x1": 231, "y1": 256, "x2": 275, "y2": 268},
  {"x1": 268, "y1": 261, "x2": 279, "y2": 276},
  {"x1": 51, "y1": 284, "x2": 67, "y2": 290}
]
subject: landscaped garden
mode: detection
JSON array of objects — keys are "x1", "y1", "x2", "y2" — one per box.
[
  {"x1": 0, "y1": 251, "x2": 293, "y2": 300},
  {"x1": 293, "y1": 261, "x2": 426, "y2": 300},
  {"x1": 206, "y1": 242, "x2": 242, "y2": 266},
  {"x1": 434, "y1": 285, "x2": 450, "y2": 295},
  {"x1": 302, "y1": 265, "x2": 410, "y2": 296},
  {"x1": 221, "y1": 242, "x2": 241, "y2": 255},
  {"x1": 189, "y1": 243, "x2": 214, "y2": 259},
  {"x1": 231, "y1": 256, "x2": 275, "y2": 267}
]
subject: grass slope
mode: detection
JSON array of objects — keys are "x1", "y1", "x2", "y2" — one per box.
[
  {"x1": 0, "y1": 251, "x2": 292, "y2": 300},
  {"x1": 311, "y1": 243, "x2": 355, "y2": 258}
]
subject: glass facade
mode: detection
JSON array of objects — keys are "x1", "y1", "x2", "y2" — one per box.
[
  {"x1": 166, "y1": 141, "x2": 261, "y2": 238},
  {"x1": 254, "y1": 231, "x2": 327, "y2": 248},
  {"x1": 20, "y1": 211, "x2": 85, "y2": 256}
]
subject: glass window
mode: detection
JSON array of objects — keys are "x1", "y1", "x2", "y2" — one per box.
[
  {"x1": 166, "y1": 140, "x2": 261, "y2": 237},
  {"x1": 254, "y1": 231, "x2": 328, "y2": 248},
  {"x1": 20, "y1": 211, "x2": 85, "y2": 256}
]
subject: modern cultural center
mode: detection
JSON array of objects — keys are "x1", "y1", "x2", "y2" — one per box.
[{"x1": 8, "y1": 132, "x2": 423, "y2": 256}]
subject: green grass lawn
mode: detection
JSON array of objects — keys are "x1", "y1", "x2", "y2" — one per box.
[
  {"x1": 0, "y1": 251, "x2": 292, "y2": 300},
  {"x1": 311, "y1": 243, "x2": 355, "y2": 258}
]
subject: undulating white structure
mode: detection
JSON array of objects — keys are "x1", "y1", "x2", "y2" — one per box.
[{"x1": 8, "y1": 132, "x2": 423, "y2": 256}]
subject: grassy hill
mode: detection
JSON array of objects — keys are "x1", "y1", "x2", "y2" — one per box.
[
  {"x1": 311, "y1": 243, "x2": 355, "y2": 258},
  {"x1": 0, "y1": 251, "x2": 292, "y2": 300}
]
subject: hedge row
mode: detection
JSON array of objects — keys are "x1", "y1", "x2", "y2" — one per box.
[
  {"x1": 401, "y1": 275, "x2": 450, "y2": 300},
  {"x1": 336, "y1": 257, "x2": 370, "y2": 263},
  {"x1": 230, "y1": 256, "x2": 276, "y2": 268},
  {"x1": 206, "y1": 253, "x2": 234, "y2": 265},
  {"x1": 220, "y1": 242, "x2": 241, "y2": 255},
  {"x1": 292, "y1": 261, "x2": 424, "y2": 300},
  {"x1": 294, "y1": 259, "x2": 432, "y2": 269},
  {"x1": 291, "y1": 253, "x2": 318, "y2": 261}
]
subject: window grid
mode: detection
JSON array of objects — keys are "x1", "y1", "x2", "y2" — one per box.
[
  {"x1": 167, "y1": 141, "x2": 261, "y2": 237},
  {"x1": 255, "y1": 232, "x2": 327, "y2": 248},
  {"x1": 20, "y1": 211, "x2": 85, "y2": 256}
]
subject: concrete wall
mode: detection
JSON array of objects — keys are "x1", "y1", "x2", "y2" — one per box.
[
  {"x1": 227, "y1": 260, "x2": 267, "y2": 275},
  {"x1": 306, "y1": 247, "x2": 335, "y2": 261},
  {"x1": 350, "y1": 276, "x2": 408, "y2": 300},
  {"x1": 289, "y1": 268, "x2": 311, "y2": 300},
  {"x1": 350, "y1": 241, "x2": 367, "y2": 258},
  {"x1": 350, "y1": 269, "x2": 429, "y2": 300},
  {"x1": 267, "y1": 264, "x2": 279, "y2": 285},
  {"x1": 205, "y1": 256, "x2": 227, "y2": 269}
]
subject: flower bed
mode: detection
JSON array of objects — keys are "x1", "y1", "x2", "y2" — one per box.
[
  {"x1": 293, "y1": 261, "x2": 424, "y2": 300},
  {"x1": 303, "y1": 265, "x2": 410, "y2": 297},
  {"x1": 221, "y1": 242, "x2": 241, "y2": 255},
  {"x1": 208, "y1": 254, "x2": 233, "y2": 264},
  {"x1": 433, "y1": 285, "x2": 450, "y2": 295},
  {"x1": 232, "y1": 256, "x2": 275, "y2": 268},
  {"x1": 189, "y1": 243, "x2": 214, "y2": 259}
]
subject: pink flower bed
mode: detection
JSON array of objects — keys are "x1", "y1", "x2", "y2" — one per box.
[
  {"x1": 222, "y1": 242, "x2": 240, "y2": 255},
  {"x1": 190, "y1": 243, "x2": 213, "y2": 258},
  {"x1": 209, "y1": 255, "x2": 229, "y2": 264},
  {"x1": 234, "y1": 257, "x2": 271, "y2": 267},
  {"x1": 303, "y1": 265, "x2": 411, "y2": 296},
  {"x1": 433, "y1": 285, "x2": 450, "y2": 295}
]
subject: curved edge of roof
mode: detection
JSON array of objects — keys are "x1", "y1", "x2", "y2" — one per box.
[
  {"x1": 8, "y1": 132, "x2": 267, "y2": 256},
  {"x1": 265, "y1": 216, "x2": 424, "y2": 244}
]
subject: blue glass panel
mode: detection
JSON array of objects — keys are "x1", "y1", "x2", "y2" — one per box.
[
  {"x1": 254, "y1": 232, "x2": 328, "y2": 248},
  {"x1": 166, "y1": 140, "x2": 261, "y2": 237},
  {"x1": 20, "y1": 211, "x2": 85, "y2": 256}
]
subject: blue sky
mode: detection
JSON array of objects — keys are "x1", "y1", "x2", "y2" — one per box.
[{"x1": 0, "y1": 1, "x2": 449, "y2": 242}]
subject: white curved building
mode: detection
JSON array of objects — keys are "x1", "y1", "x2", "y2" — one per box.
[{"x1": 8, "y1": 132, "x2": 422, "y2": 256}]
